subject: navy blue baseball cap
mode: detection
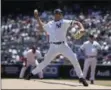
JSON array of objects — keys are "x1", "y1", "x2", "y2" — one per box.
[
  {"x1": 54, "y1": 9, "x2": 63, "y2": 14},
  {"x1": 89, "y1": 34, "x2": 94, "y2": 38}
]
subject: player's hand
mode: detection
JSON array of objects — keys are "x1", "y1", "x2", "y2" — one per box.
[{"x1": 34, "y1": 9, "x2": 39, "y2": 19}]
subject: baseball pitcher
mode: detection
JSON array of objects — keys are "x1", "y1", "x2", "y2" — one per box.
[{"x1": 26, "y1": 9, "x2": 88, "y2": 86}]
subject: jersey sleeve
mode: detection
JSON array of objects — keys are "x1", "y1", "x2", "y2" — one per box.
[
  {"x1": 43, "y1": 21, "x2": 52, "y2": 33},
  {"x1": 36, "y1": 50, "x2": 42, "y2": 59},
  {"x1": 80, "y1": 42, "x2": 86, "y2": 50},
  {"x1": 96, "y1": 42, "x2": 101, "y2": 50},
  {"x1": 23, "y1": 51, "x2": 27, "y2": 58},
  {"x1": 43, "y1": 23, "x2": 49, "y2": 32},
  {"x1": 64, "y1": 20, "x2": 73, "y2": 29}
]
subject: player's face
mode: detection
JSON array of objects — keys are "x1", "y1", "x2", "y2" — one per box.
[
  {"x1": 54, "y1": 13, "x2": 62, "y2": 21},
  {"x1": 89, "y1": 37, "x2": 94, "y2": 42}
]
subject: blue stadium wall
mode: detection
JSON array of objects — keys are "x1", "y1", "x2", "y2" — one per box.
[{"x1": 1, "y1": 64, "x2": 111, "y2": 79}]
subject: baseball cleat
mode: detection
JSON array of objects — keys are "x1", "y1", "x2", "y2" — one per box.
[
  {"x1": 79, "y1": 79, "x2": 82, "y2": 83},
  {"x1": 25, "y1": 73, "x2": 33, "y2": 80},
  {"x1": 79, "y1": 78, "x2": 88, "y2": 86},
  {"x1": 91, "y1": 80, "x2": 94, "y2": 84}
]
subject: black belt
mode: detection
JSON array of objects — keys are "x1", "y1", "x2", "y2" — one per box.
[
  {"x1": 50, "y1": 41, "x2": 65, "y2": 45},
  {"x1": 86, "y1": 56, "x2": 97, "y2": 58}
]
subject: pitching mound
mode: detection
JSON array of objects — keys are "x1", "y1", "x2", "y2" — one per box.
[{"x1": 2, "y1": 79, "x2": 111, "y2": 89}]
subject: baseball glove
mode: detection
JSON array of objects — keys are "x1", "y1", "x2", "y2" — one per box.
[
  {"x1": 72, "y1": 30, "x2": 85, "y2": 40},
  {"x1": 68, "y1": 20, "x2": 85, "y2": 40}
]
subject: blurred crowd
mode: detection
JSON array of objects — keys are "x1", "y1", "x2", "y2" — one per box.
[{"x1": 1, "y1": 4, "x2": 111, "y2": 65}]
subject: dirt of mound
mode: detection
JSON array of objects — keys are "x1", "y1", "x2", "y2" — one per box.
[{"x1": 1, "y1": 79, "x2": 111, "y2": 89}]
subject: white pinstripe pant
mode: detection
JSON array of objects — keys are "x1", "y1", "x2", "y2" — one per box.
[{"x1": 83, "y1": 58, "x2": 97, "y2": 80}]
